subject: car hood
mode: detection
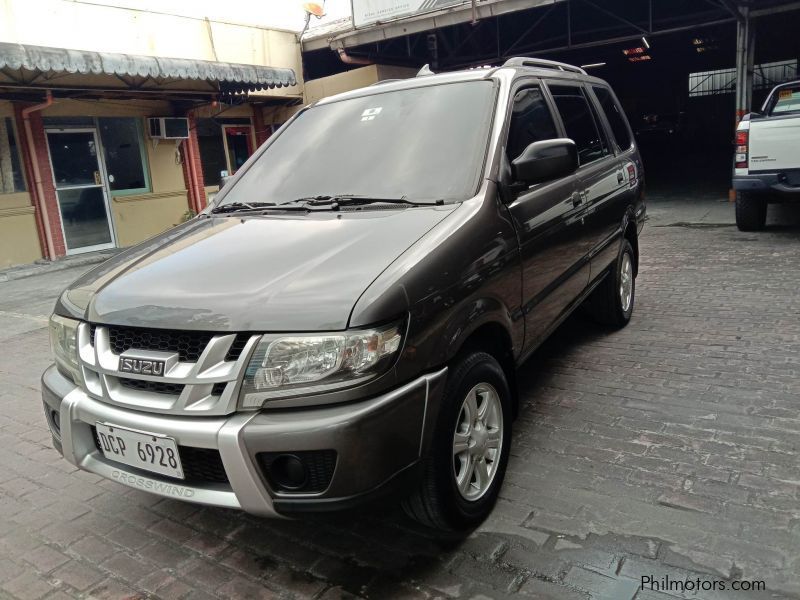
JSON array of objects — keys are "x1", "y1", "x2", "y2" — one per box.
[{"x1": 60, "y1": 206, "x2": 458, "y2": 331}]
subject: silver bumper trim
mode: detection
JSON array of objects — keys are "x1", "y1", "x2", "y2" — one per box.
[
  {"x1": 57, "y1": 381, "x2": 278, "y2": 515},
  {"x1": 44, "y1": 364, "x2": 448, "y2": 515}
]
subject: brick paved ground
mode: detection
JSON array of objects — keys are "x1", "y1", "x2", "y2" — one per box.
[{"x1": 1, "y1": 202, "x2": 800, "y2": 600}]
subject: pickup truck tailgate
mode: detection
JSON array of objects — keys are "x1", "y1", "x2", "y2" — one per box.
[{"x1": 749, "y1": 118, "x2": 800, "y2": 172}]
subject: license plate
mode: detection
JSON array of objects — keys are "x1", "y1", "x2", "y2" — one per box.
[{"x1": 95, "y1": 423, "x2": 184, "y2": 479}]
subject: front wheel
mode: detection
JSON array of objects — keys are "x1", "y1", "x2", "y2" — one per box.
[
  {"x1": 402, "y1": 351, "x2": 512, "y2": 530},
  {"x1": 735, "y1": 191, "x2": 767, "y2": 231}
]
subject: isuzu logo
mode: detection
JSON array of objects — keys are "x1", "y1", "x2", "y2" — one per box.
[{"x1": 119, "y1": 357, "x2": 166, "y2": 376}]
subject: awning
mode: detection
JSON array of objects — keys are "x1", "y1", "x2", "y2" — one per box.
[{"x1": 0, "y1": 42, "x2": 297, "y2": 94}]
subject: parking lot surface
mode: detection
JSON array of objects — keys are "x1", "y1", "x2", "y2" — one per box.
[{"x1": 1, "y1": 200, "x2": 799, "y2": 600}]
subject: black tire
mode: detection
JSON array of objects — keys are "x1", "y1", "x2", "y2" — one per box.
[
  {"x1": 735, "y1": 191, "x2": 767, "y2": 231},
  {"x1": 402, "y1": 351, "x2": 512, "y2": 531},
  {"x1": 583, "y1": 238, "x2": 636, "y2": 328}
]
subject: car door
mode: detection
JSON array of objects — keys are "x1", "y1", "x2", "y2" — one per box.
[
  {"x1": 586, "y1": 84, "x2": 640, "y2": 277},
  {"x1": 546, "y1": 82, "x2": 623, "y2": 284},
  {"x1": 503, "y1": 82, "x2": 589, "y2": 352}
]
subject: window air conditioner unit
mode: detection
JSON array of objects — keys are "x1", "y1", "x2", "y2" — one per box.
[{"x1": 147, "y1": 117, "x2": 190, "y2": 140}]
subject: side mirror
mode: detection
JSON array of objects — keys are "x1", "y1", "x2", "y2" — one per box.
[
  {"x1": 512, "y1": 139, "x2": 579, "y2": 185},
  {"x1": 219, "y1": 174, "x2": 232, "y2": 189}
]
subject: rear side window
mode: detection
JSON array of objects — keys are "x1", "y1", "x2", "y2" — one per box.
[
  {"x1": 506, "y1": 87, "x2": 559, "y2": 161},
  {"x1": 770, "y1": 84, "x2": 800, "y2": 115},
  {"x1": 548, "y1": 84, "x2": 610, "y2": 166},
  {"x1": 592, "y1": 86, "x2": 632, "y2": 151}
]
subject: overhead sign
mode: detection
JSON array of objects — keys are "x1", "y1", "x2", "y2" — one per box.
[{"x1": 352, "y1": 0, "x2": 469, "y2": 28}]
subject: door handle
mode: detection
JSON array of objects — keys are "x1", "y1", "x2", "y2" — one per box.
[{"x1": 617, "y1": 171, "x2": 625, "y2": 184}]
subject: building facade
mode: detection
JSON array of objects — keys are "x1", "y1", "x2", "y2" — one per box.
[{"x1": 0, "y1": 0, "x2": 304, "y2": 268}]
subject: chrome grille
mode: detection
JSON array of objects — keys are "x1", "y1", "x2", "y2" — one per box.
[
  {"x1": 224, "y1": 333, "x2": 251, "y2": 362},
  {"x1": 118, "y1": 377, "x2": 184, "y2": 395},
  {"x1": 105, "y1": 326, "x2": 214, "y2": 363},
  {"x1": 77, "y1": 323, "x2": 258, "y2": 416}
]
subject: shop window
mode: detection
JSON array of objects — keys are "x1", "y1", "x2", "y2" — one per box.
[
  {"x1": 197, "y1": 119, "x2": 254, "y2": 186},
  {"x1": 0, "y1": 117, "x2": 26, "y2": 194},
  {"x1": 98, "y1": 118, "x2": 150, "y2": 194}
]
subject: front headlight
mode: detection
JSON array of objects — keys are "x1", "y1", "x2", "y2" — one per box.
[
  {"x1": 49, "y1": 314, "x2": 80, "y2": 383},
  {"x1": 240, "y1": 321, "x2": 404, "y2": 407}
]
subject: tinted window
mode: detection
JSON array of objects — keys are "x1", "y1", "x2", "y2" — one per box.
[
  {"x1": 98, "y1": 118, "x2": 148, "y2": 192},
  {"x1": 506, "y1": 87, "x2": 559, "y2": 161},
  {"x1": 220, "y1": 81, "x2": 496, "y2": 205},
  {"x1": 592, "y1": 86, "x2": 632, "y2": 151},
  {"x1": 549, "y1": 84, "x2": 610, "y2": 166}
]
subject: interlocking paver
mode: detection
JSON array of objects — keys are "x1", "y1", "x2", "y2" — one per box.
[{"x1": 2, "y1": 205, "x2": 800, "y2": 598}]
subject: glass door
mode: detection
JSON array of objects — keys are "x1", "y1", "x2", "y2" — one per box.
[
  {"x1": 46, "y1": 129, "x2": 115, "y2": 254},
  {"x1": 222, "y1": 125, "x2": 254, "y2": 174}
]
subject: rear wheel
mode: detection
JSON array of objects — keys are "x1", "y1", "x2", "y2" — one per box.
[
  {"x1": 583, "y1": 238, "x2": 636, "y2": 328},
  {"x1": 403, "y1": 351, "x2": 512, "y2": 530},
  {"x1": 735, "y1": 191, "x2": 767, "y2": 231}
]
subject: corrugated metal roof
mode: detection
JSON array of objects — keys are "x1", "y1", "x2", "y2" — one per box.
[{"x1": 0, "y1": 42, "x2": 297, "y2": 93}]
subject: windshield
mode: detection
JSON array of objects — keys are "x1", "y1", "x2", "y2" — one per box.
[
  {"x1": 218, "y1": 80, "x2": 496, "y2": 206},
  {"x1": 770, "y1": 84, "x2": 800, "y2": 115}
]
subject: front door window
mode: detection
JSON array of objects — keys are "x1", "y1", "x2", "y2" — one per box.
[{"x1": 46, "y1": 130, "x2": 115, "y2": 253}]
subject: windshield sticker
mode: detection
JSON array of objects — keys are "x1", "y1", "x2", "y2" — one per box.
[{"x1": 361, "y1": 107, "x2": 382, "y2": 121}]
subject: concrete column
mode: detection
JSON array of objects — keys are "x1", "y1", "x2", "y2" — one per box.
[{"x1": 735, "y1": 6, "x2": 754, "y2": 123}]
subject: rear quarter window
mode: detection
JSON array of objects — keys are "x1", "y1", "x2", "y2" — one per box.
[{"x1": 592, "y1": 86, "x2": 633, "y2": 152}]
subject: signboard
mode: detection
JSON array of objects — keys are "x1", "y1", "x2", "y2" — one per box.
[{"x1": 352, "y1": 0, "x2": 469, "y2": 28}]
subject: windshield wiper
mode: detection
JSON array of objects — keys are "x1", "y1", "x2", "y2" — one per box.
[
  {"x1": 286, "y1": 195, "x2": 442, "y2": 208},
  {"x1": 210, "y1": 201, "x2": 278, "y2": 214}
]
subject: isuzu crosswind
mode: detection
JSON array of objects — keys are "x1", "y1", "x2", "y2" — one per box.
[{"x1": 43, "y1": 58, "x2": 645, "y2": 530}]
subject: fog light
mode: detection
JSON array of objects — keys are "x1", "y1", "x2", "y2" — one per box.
[
  {"x1": 49, "y1": 409, "x2": 61, "y2": 436},
  {"x1": 270, "y1": 454, "x2": 308, "y2": 490},
  {"x1": 257, "y1": 450, "x2": 337, "y2": 493}
]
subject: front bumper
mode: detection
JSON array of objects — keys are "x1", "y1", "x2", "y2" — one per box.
[{"x1": 42, "y1": 365, "x2": 447, "y2": 516}]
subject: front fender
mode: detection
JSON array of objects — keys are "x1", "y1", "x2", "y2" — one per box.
[{"x1": 430, "y1": 296, "x2": 518, "y2": 368}]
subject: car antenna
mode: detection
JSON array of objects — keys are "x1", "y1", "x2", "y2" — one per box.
[{"x1": 417, "y1": 64, "x2": 435, "y2": 77}]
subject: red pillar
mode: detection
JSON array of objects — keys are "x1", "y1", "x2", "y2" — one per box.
[
  {"x1": 181, "y1": 112, "x2": 207, "y2": 212},
  {"x1": 251, "y1": 104, "x2": 271, "y2": 147},
  {"x1": 15, "y1": 106, "x2": 66, "y2": 258}
]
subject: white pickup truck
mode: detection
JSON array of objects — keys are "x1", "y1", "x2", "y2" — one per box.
[{"x1": 733, "y1": 80, "x2": 800, "y2": 231}]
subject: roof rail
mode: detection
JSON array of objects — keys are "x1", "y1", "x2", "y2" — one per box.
[{"x1": 502, "y1": 57, "x2": 586, "y2": 75}]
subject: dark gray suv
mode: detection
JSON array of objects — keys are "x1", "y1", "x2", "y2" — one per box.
[{"x1": 42, "y1": 58, "x2": 645, "y2": 530}]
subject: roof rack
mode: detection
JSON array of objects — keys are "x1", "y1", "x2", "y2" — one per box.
[{"x1": 502, "y1": 57, "x2": 586, "y2": 75}]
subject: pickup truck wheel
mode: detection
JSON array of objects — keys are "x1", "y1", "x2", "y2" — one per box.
[
  {"x1": 583, "y1": 239, "x2": 635, "y2": 328},
  {"x1": 402, "y1": 351, "x2": 512, "y2": 531},
  {"x1": 735, "y1": 192, "x2": 767, "y2": 231}
]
